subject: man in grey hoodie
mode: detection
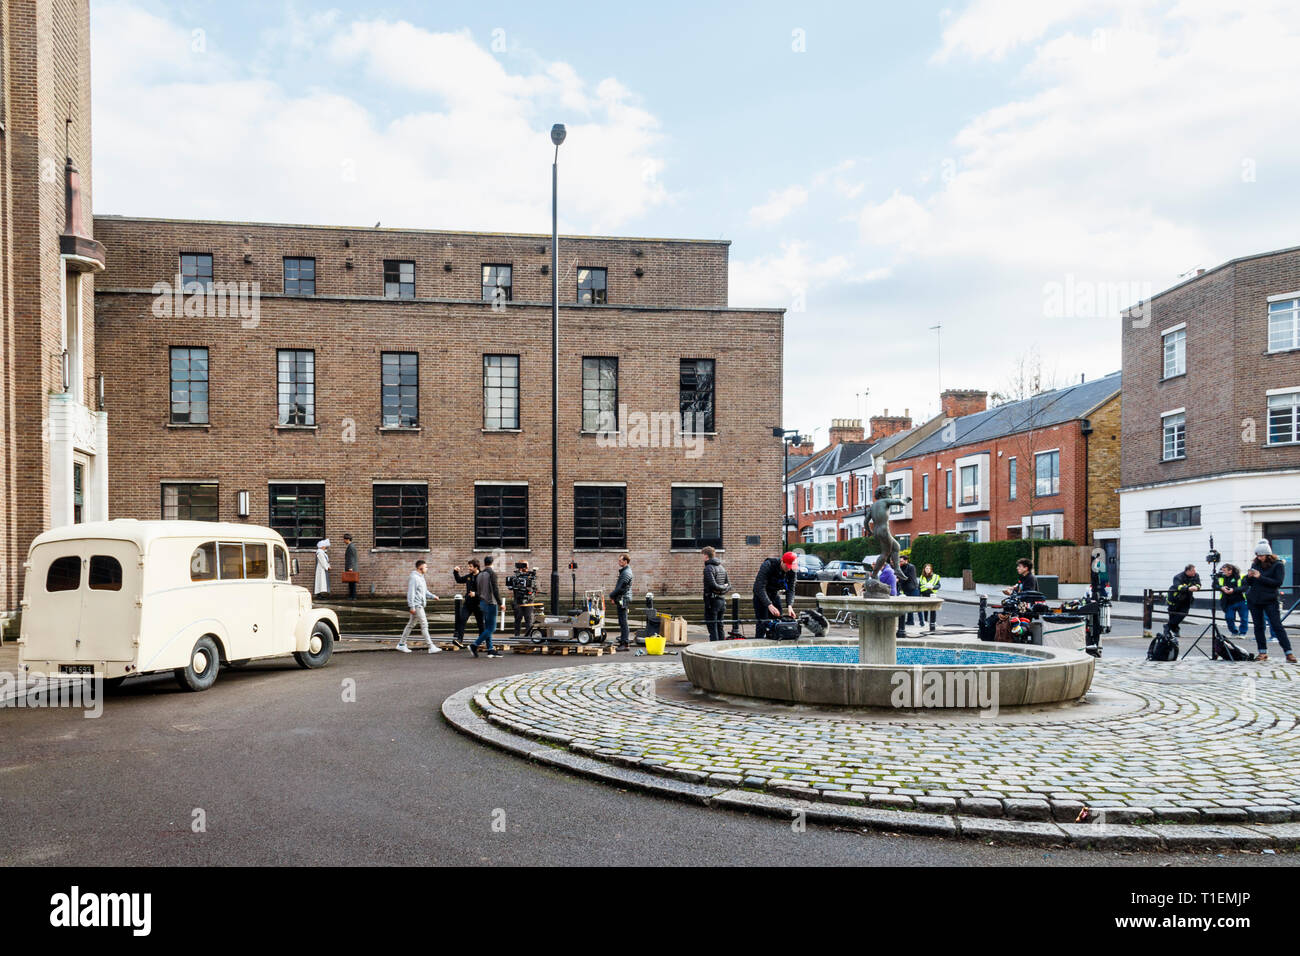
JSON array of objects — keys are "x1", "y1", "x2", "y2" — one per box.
[{"x1": 398, "y1": 559, "x2": 441, "y2": 654}]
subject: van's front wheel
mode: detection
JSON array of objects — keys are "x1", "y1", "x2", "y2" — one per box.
[
  {"x1": 174, "y1": 636, "x2": 220, "y2": 692},
  {"x1": 294, "y1": 621, "x2": 334, "y2": 669}
]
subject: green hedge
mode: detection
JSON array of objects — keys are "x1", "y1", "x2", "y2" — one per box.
[
  {"x1": 909, "y1": 534, "x2": 970, "y2": 578},
  {"x1": 969, "y1": 539, "x2": 1075, "y2": 586}
]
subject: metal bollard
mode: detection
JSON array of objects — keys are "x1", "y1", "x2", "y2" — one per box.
[
  {"x1": 728, "y1": 592, "x2": 743, "y2": 639},
  {"x1": 1142, "y1": 589, "x2": 1153, "y2": 631}
]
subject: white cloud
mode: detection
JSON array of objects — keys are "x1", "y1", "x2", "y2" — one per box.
[
  {"x1": 747, "y1": 185, "x2": 809, "y2": 226},
  {"x1": 90, "y1": 4, "x2": 668, "y2": 234},
  {"x1": 729, "y1": 241, "x2": 855, "y2": 310}
]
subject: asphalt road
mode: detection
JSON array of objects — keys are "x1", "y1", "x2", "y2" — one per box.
[{"x1": 0, "y1": 636, "x2": 1287, "y2": 867}]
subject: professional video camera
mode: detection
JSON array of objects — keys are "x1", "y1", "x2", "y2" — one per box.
[{"x1": 506, "y1": 562, "x2": 538, "y2": 596}]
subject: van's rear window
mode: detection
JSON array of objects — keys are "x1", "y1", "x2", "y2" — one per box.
[
  {"x1": 46, "y1": 556, "x2": 81, "y2": 592},
  {"x1": 89, "y1": 556, "x2": 123, "y2": 591}
]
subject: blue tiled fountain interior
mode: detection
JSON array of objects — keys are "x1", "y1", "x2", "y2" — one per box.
[{"x1": 733, "y1": 645, "x2": 1035, "y2": 665}]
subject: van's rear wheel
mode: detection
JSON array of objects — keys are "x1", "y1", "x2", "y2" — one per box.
[
  {"x1": 576, "y1": 628, "x2": 593, "y2": 645},
  {"x1": 174, "y1": 636, "x2": 220, "y2": 692},
  {"x1": 294, "y1": 621, "x2": 334, "y2": 669},
  {"x1": 529, "y1": 627, "x2": 547, "y2": 644}
]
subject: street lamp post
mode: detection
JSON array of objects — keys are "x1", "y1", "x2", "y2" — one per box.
[
  {"x1": 773, "y1": 427, "x2": 803, "y2": 548},
  {"x1": 550, "y1": 123, "x2": 566, "y2": 615}
]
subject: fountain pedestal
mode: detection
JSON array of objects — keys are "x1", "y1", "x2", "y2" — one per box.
[{"x1": 817, "y1": 595, "x2": 945, "y2": 664}]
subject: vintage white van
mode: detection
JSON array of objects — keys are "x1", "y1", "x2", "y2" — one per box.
[{"x1": 19, "y1": 520, "x2": 340, "y2": 691}]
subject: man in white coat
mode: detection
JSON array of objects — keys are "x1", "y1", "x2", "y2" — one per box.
[
  {"x1": 314, "y1": 539, "x2": 331, "y2": 595},
  {"x1": 398, "y1": 559, "x2": 441, "y2": 654}
]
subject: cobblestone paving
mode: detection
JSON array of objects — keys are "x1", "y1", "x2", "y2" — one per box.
[{"x1": 474, "y1": 659, "x2": 1300, "y2": 824}]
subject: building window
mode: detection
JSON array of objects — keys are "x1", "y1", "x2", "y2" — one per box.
[
  {"x1": 283, "y1": 257, "x2": 315, "y2": 295},
  {"x1": 269, "y1": 483, "x2": 325, "y2": 547},
  {"x1": 1035, "y1": 450, "x2": 1060, "y2": 496},
  {"x1": 1008, "y1": 457, "x2": 1017, "y2": 501},
  {"x1": 804, "y1": 485, "x2": 811, "y2": 511},
  {"x1": 1161, "y1": 412, "x2": 1186, "y2": 461},
  {"x1": 1162, "y1": 327, "x2": 1186, "y2": 378},
  {"x1": 475, "y1": 484, "x2": 528, "y2": 549},
  {"x1": 384, "y1": 260, "x2": 415, "y2": 299},
  {"x1": 671, "y1": 486, "x2": 722, "y2": 549},
  {"x1": 1267, "y1": 391, "x2": 1300, "y2": 445},
  {"x1": 482, "y1": 264, "x2": 512, "y2": 304},
  {"x1": 180, "y1": 253, "x2": 213, "y2": 292},
  {"x1": 574, "y1": 485, "x2": 627, "y2": 549},
  {"x1": 169, "y1": 347, "x2": 209, "y2": 424},
  {"x1": 1028, "y1": 525, "x2": 1052, "y2": 540},
  {"x1": 73, "y1": 462, "x2": 84, "y2": 523},
  {"x1": 802, "y1": 527, "x2": 813, "y2": 543},
  {"x1": 897, "y1": 534, "x2": 911, "y2": 550},
  {"x1": 680, "y1": 358, "x2": 716, "y2": 433},
  {"x1": 372, "y1": 484, "x2": 428, "y2": 549},
  {"x1": 1268, "y1": 299, "x2": 1300, "y2": 353},
  {"x1": 483, "y1": 354, "x2": 520, "y2": 430},
  {"x1": 277, "y1": 349, "x2": 315, "y2": 426},
  {"x1": 922, "y1": 473, "x2": 930, "y2": 510},
  {"x1": 1147, "y1": 506, "x2": 1201, "y2": 529},
  {"x1": 945, "y1": 469, "x2": 953, "y2": 507},
  {"x1": 162, "y1": 482, "x2": 218, "y2": 521},
  {"x1": 858, "y1": 475, "x2": 867, "y2": 503},
  {"x1": 960, "y1": 464, "x2": 979, "y2": 506},
  {"x1": 577, "y1": 267, "x2": 607, "y2": 304},
  {"x1": 582, "y1": 357, "x2": 618, "y2": 433},
  {"x1": 381, "y1": 352, "x2": 419, "y2": 427},
  {"x1": 888, "y1": 477, "x2": 905, "y2": 514}
]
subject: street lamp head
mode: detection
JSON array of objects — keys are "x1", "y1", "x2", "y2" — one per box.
[{"x1": 550, "y1": 123, "x2": 567, "y2": 146}]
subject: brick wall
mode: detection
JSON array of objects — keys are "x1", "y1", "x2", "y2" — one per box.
[
  {"x1": 94, "y1": 220, "x2": 783, "y2": 597},
  {"x1": 1121, "y1": 249, "x2": 1300, "y2": 488},
  {"x1": 1085, "y1": 394, "x2": 1122, "y2": 534}
]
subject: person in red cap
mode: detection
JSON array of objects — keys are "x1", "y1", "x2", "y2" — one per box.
[{"x1": 752, "y1": 551, "x2": 798, "y2": 639}]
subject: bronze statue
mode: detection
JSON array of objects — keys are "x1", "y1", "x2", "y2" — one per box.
[{"x1": 867, "y1": 485, "x2": 912, "y2": 582}]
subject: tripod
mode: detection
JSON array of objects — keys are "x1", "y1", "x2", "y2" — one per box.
[{"x1": 1181, "y1": 540, "x2": 1221, "y2": 660}]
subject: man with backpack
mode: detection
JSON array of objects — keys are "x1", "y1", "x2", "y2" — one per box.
[
  {"x1": 701, "y1": 546, "x2": 730, "y2": 642},
  {"x1": 1166, "y1": 564, "x2": 1201, "y2": 639}
]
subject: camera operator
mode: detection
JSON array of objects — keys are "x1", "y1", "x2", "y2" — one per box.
[
  {"x1": 610, "y1": 554, "x2": 633, "y2": 649},
  {"x1": 508, "y1": 561, "x2": 537, "y2": 638},
  {"x1": 1002, "y1": 558, "x2": 1038, "y2": 596},
  {"x1": 1165, "y1": 563, "x2": 1201, "y2": 639}
]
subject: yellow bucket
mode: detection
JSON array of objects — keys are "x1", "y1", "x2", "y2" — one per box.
[{"x1": 645, "y1": 636, "x2": 667, "y2": 655}]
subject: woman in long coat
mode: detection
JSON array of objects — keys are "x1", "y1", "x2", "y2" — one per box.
[{"x1": 314, "y1": 538, "x2": 331, "y2": 595}]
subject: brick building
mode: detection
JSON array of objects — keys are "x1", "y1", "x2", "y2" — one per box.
[
  {"x1": 1119, "y1": 246, "x2": 1300, "y2": 597},
  {"x1": 92, "y1": 216, "x2": 785, "y2": 597},
  {"x1": 0, "y1": 0, "x2": 108, "y2": 621},
  {"x1": 885, "y1": 375, "x2": 1122, "y2": 568}
]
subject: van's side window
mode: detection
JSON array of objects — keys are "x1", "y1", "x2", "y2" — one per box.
[
  {"x1": 191, "y1": 542, "x2": 217, "y2": 581},
  {"x1": 89, "y1": 556, "x2": 123, "y2": 591},
  {"x1": 245, "y1": 543, "x2": 269, "y2": 579},
  {"x1": 46, "y1": 556, "x2": 81, "y2": 592},
  {"x1": 218, "y1": 542, "x2": 245, "y2": 580},
  {"x1": 274, "y1": 546, "x2": 290, "y2": 581}
]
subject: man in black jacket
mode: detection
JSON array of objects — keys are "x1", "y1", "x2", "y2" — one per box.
[
  {"x1": 471, "y1": 556, "x2": 505, "y2": 658},
  {"x1": 753, "y1": 552, "x2": 797, "y2": 639},
  {"x1": 510, "y1": 560, "x2": 537, "y2": 638},
  {"x1": 451, "y1": 559, "x2": 481, "y2": 649},
  {"x1": 610, "y1": 553, "x2": 633, "y2": 648},
  {"x1": 898, "y1": 554, "x2": 920, "y2": 629},
  {"x1": 1165, "y1": 564, "x2": 1200, "y2": 638},
  {"x1": 343, "y1": 534, "x2": 358, "y2": 600},
  {"x1": 702, "y1": 546, "x2": 730, "y2": 641}
]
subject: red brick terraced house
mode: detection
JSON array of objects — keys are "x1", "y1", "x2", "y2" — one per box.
[{"x1": 883, "y1": 374, "x2": 1122, "y2": 567}]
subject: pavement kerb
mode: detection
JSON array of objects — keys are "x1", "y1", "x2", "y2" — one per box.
[{"x1": 440, "y1": 683, "x2": 1298, "y2": 853}]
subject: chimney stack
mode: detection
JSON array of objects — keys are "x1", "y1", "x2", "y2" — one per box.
[
  {"x1": 868, "y1": 410, "x2": 912, "y2": 443},
  {"x1": 940, "y1": 388, "x2": 988, "y2": 421},
  {"x1": 827, "y1": 418, "x2": 865, "y2": 446}
]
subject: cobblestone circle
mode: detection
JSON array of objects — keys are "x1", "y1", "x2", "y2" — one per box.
[{"x1": 473, "y1": 658, "x2": 1300, "y2": 825}]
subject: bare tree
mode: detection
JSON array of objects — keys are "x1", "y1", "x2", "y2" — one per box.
[{"x1": 989, "y1": 347, "x2": 1065, "y2": 406}]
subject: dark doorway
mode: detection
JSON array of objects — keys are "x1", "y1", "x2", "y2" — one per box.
[
  {"x1": 1102, "y1": 538, "x2": 1119, "y2": 598},
  {"x1": 1263, "y1": 522, "x2": 1300, "y2": 597}
]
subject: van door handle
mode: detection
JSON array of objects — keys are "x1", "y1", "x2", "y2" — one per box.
[{"x1": 252, "y1": 624, "x2": 259, "y2": 632}]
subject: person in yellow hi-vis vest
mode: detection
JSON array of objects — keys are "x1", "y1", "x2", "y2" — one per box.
[{"x1": 918, "y1": 563, "x2": 941, "y2": 633}]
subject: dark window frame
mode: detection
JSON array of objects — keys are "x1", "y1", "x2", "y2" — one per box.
[
  {"x1": 574, "y1": 485, "x2": 627, "y2": 550},
  {"x1": 679, "y1": 358, "x2": 716, "y2": 433},
  {"x1": 959, "y1": 464, "x2": 979, "y2": 506},
  {"x1": 268, "y1": 483, "x2": 326, "y2": 548},
  {"x1": 474, "y1": 484, "x2": 528, "y2": 550},
  {"x1": 1147, "y1": 506, "x2": 1202, "y2": 529},
  {"x1": 169, "y1": 346, "x2": 209, "y2": 425},
  {"x1": 161, "y1": 482, "x2": 219, "y2": 521},
  {"x1": 282, "y1": 256, "x2": 316, "y2": 295},
  {"x1": 671, "y1": 486, "x2": 722, "y2": 550},
  {"x1": 372, "y1": 483, "x2": 429, "y2": 550},
  {"x1": 383, "y1": 260, "x2": 416, "y2": 299},
  {"x1": 577, "y1": 266, "x2": 607, "y2": 305},
  {"x1": 277, "y1": 349, "x2": 316, "y2": 426},
  {"x1": 1034, "y1": 449, "x2": 1061, "y2": 497},
  {"x1": 582, "y1": 356, "x2": 619, "y2": 433},
  {"x1": 481, "y1": 263, "x2": 513, "y2": 304},
  {"x1": 179, "y1": 252, "x2": 213, "y2": 292},
  {"x1": 380, "y1": 352, "x2": 420, "y2": 428}
]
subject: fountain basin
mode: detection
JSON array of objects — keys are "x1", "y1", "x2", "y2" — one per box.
[{"x1": 681, "y1": 639, "x2": 1095, "y2": 709}]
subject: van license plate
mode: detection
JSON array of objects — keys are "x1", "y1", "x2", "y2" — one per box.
[
  {"x1": 552, "y1": 629, "x2": 570, "y2": 638},
  {"x1": 58, "y1": 664, "x2": 95, "y2": 675}
]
